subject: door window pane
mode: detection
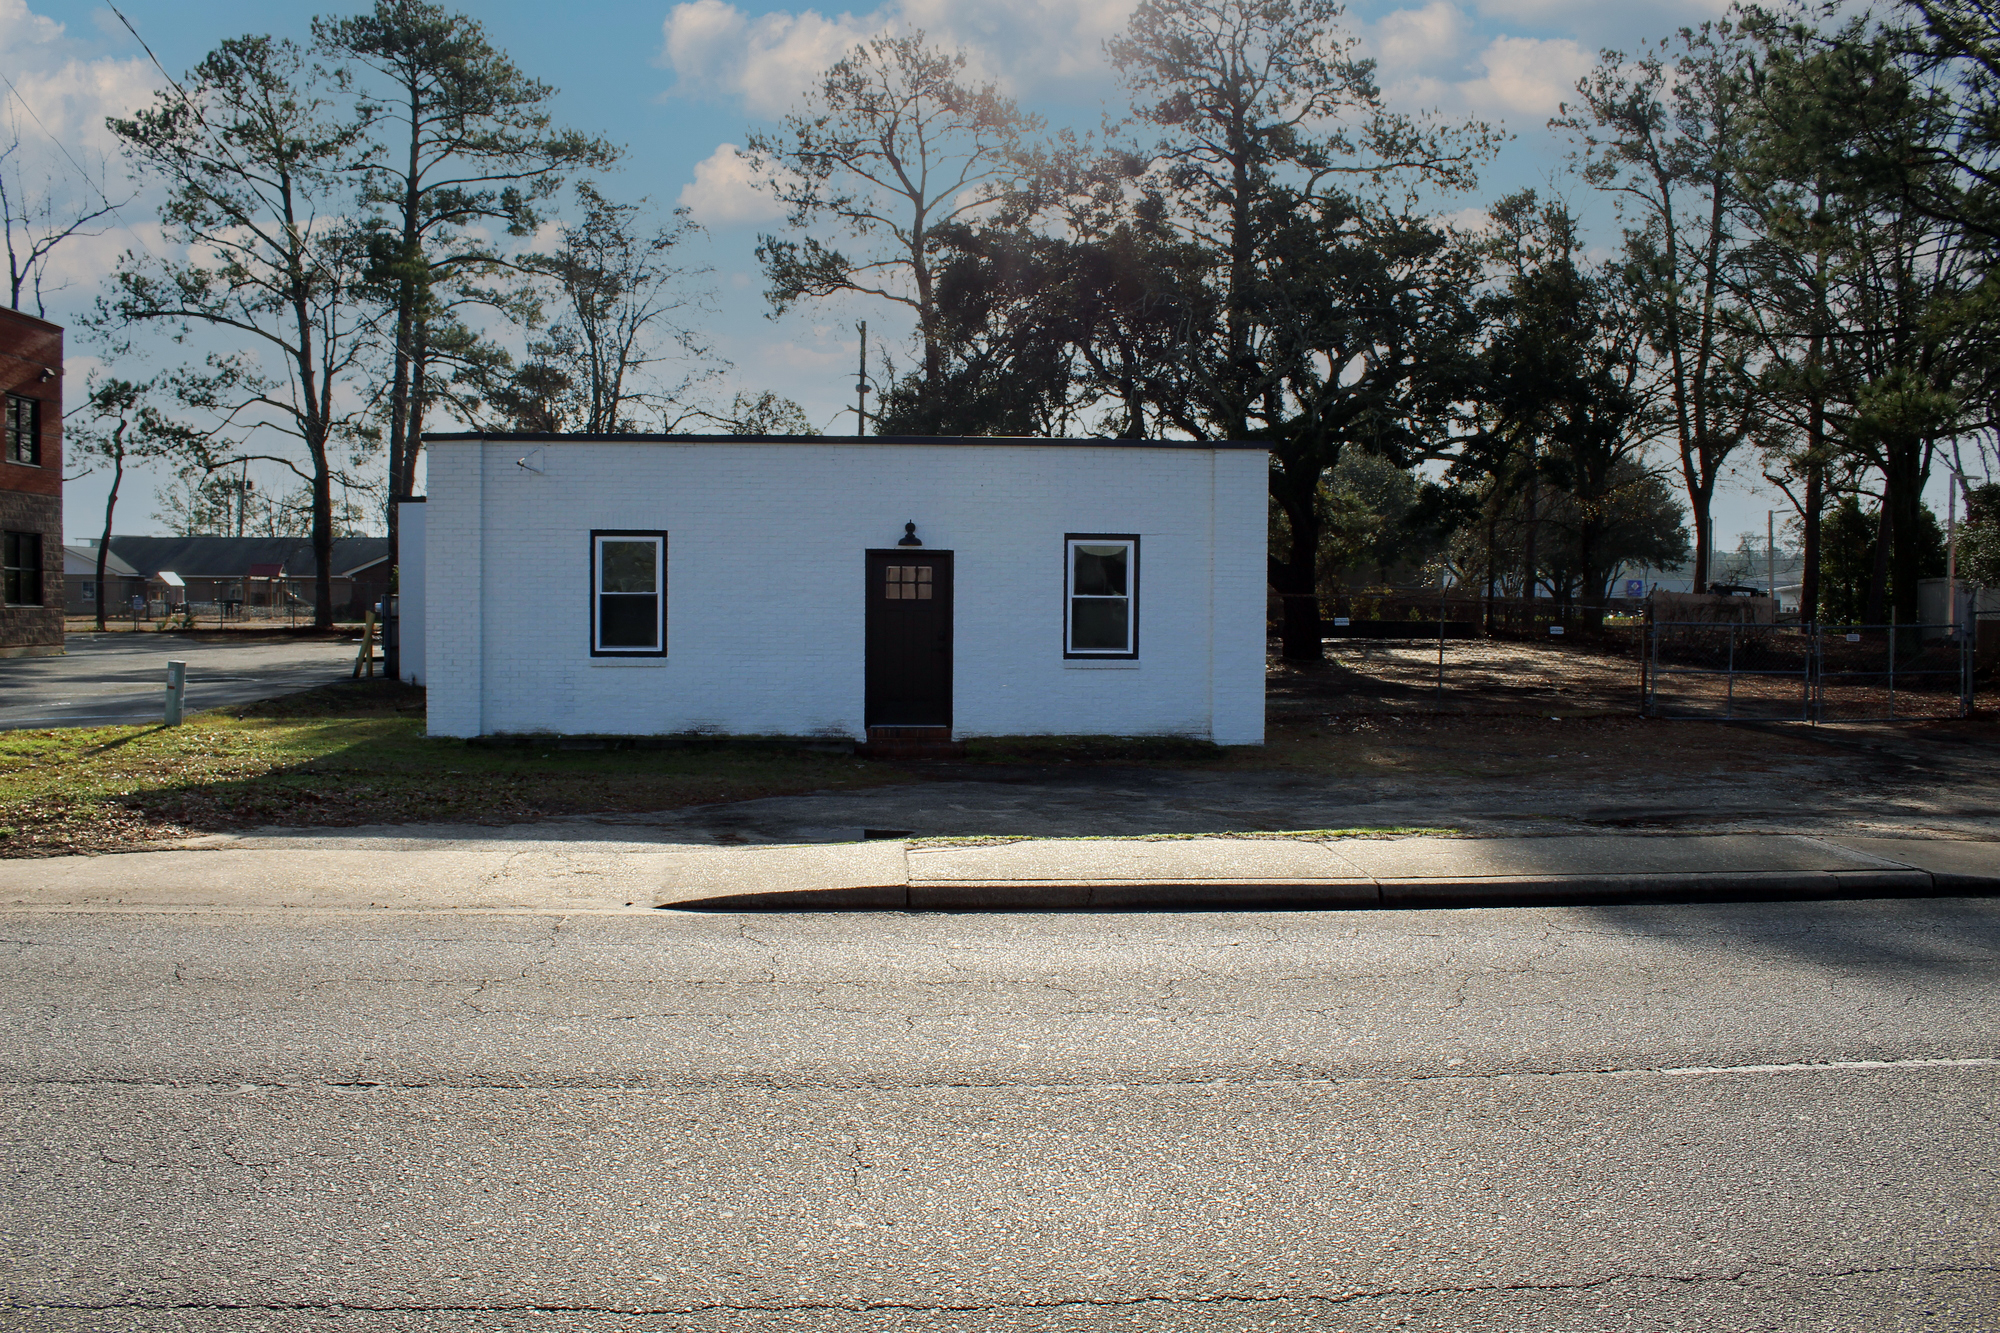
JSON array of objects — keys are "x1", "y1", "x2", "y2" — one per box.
[{"x1": 885, "y1": 565, "x2": 934, "y2": 599}]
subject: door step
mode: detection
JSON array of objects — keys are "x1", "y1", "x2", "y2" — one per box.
[{"x1": 859, "y1": 726, "x2": 966, "y2": 760}]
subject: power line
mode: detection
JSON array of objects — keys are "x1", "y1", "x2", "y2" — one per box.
[{"x1": 0, "y1": 68, "x2": 122, "y2": 214}]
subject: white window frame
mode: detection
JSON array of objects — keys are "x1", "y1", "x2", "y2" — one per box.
[
  {"x1": 1064, "y1": 533, "x2": 1139, "y2": 659},
  {"x1": 590, "y1": 530, "x2": 667, "y2": 657}
]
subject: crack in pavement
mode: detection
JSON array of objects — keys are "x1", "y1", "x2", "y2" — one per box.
[
  {"x1": 10, "y1": 1263, "x2": 1997, "y2": 1315},
  {"x1": 4, "y1": 1056, "x2": 1996, "y2": 1095}
]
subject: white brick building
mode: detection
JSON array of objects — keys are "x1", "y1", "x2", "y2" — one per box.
[{"x1": 411, "y1": 434, "x2": 1268, "y2": 746}]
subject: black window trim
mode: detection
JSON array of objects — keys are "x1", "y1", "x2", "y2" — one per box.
[
  {"x1": 588, "y1": 528, "x2": 668, "y2": 657},
  {"x1": 5, "y1": 394, "x2": 40, "y2": 467},
  {"x1": 1063, "y1": 532, "x2": 1139, "y2": 660}
]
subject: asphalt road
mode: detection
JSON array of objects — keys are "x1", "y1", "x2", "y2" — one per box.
[
  {"x1": 4, "y1": 898, "x2": 1995, "y2": 1330},
  {"x1": 0, "y1": 634, "x2": 356, "y2": 729}
]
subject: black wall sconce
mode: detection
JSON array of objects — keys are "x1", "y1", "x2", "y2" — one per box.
[{"x1": 898, "y1": 522, "x2": 922, "y2": 547}]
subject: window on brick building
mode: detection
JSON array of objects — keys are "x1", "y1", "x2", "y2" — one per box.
[
  {"x1": 4, "y1": 395, "x2": 38, "y2": 465},
  {"x1": 1064, "y1": 534, "x2": 1138, "y2": 657},
  {"x1": 591, "y1": 531, "x2": 666, "y2": 654},
  {"x1": 4, "y1": 531, "x2": 43, "y2": 605}
]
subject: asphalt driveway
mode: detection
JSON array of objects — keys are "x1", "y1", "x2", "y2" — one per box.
[{"x1": 0, "y1": 633, "x2": 358, "y2": 729}]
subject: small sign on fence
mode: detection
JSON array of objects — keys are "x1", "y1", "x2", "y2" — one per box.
[
  {"x1": 1549, "y1": 625, "x2": 1565, "y2": 635},
  {"x1": 1847, "y1": 632, "x2": 1861, "y2": 642},
  {"x1": 1624, "y1": 579, "x2": 1645, "y2": 598},
  {"x1": 1333, "y1": 617, "x2": 1349, "y2": 626}
]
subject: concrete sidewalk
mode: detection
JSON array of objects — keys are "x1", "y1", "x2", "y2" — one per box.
[{"x1": 3, "y1": 832, "x2": 1996, "y2": 912}]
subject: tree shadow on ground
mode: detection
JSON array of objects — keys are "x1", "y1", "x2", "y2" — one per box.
[{"x1": 1572, "y1": 895, "x2": 2000, "y2": 978}]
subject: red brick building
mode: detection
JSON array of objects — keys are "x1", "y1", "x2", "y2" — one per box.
[{"x1": 0, "y1": 308, "x2": 62, "y2": 656}]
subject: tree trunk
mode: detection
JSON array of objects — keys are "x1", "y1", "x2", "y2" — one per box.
[
  {"x1": 1483, "y1": 513, "x2": 1497, "y2": 635},
  {"x1": 1689, "y1": 492, "x2": 1711, "y2": 595},
  {"x1": 312, "y1": 445, "x2": 335, "y2": 630},
  {"x1": 1270, "y1": 475, "x2": 1323, "y2": 662},
  {"x1": 1801, "y1": 462, "x2": 1823, "y2": 625},
  {"x1": 1522, "y1": 462, "x2": 1539, "y2": 621},
  {"x1": 1800, "y1": 375, "x2": 1826, "y2": 624},
  {"x1": 95, "y1": 453, "x2": 122, "y2": 633},
  {"x1": 1864, "y1": 501, "x2": 1892, "y2": 624},
  {"x1": 1886, "y1": 438, "x2": 1928, "y2": 625}
]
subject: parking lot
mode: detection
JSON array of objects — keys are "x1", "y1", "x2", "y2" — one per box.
[{"x1": 0, "y1": 633, "x2": 358, "y2": 729}]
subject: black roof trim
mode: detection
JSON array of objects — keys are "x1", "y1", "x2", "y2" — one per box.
[{"x1": 422, "y1": 431, "x2": 1269, "y2": 451}]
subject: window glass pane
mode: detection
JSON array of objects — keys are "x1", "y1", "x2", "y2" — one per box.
[
  {"x1": 1071, "y1": 597, "x2": 1129, "y2": 651},
  {"x1": 599, "y1": 593, "x2": 657, "y2": 648},
  {"x1": 1073, "y1": 544, "x2": 1127, "y2": 597},
  {"x1": 600, "y1": 540, "x2": 656, "y2": 593},
  {"x1": 6, "y1": 397, "x2": 34, "y2": 464}
]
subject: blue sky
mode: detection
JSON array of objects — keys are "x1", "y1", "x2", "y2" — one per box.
[{"x1": 5, "y1": 0, "x2": 1867, "y2": 550}]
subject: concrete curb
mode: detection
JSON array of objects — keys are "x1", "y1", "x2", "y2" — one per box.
[
  {"x1": 3, "y1": 833, "x2": 1991, "y2": 915},
  {"x1": 669, "y1": 867, "x2": 1987, "y2": 912}
]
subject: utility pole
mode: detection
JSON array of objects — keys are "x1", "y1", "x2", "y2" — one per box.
[{"x1": 854, "y1": 321, "x2": 869, "y2": 437}]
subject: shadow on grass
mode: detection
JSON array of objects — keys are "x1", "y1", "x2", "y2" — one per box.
[
  {"x1": 0, "y1": 681, "x2": 913, "y2": 852},
  {"x1": 82, "y1": 724, "x2": 172, "y2": 757}
]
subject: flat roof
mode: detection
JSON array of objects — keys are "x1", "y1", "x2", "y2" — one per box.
[{"x1": 423, "y1": 432, "x2": 1269, "y2": 451}]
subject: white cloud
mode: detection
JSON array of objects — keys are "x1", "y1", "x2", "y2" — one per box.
[
  {"x1": 0, "y1": 0, "x2": 167, "y2": 307},
  {"x1": 1474, "y1": 0, "x2": 1727, "y2": 22},
  {"x1": 1371, "y1": 3, "x2": 1468, "y2": 78},
  {"x1": 1435, "y1": 204, "x2": 1494, "y2": 234},
  {"x1": 1459, "y1": 35, "x2": 1594, "y2": 119},
  {"x1": 657, "y1": 0, "x2": 1140, "y2": 113},
  {"x1": 660, "y1": 1, "x2": 877, "y2": 117},
  {"x1": 678, "y1": 141, "x2": 786, "y2": 226},
  {"x1": 0, "y1": 0, "x2": 158, "y2": 159}
]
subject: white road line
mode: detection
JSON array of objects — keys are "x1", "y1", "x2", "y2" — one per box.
[{"x1": 1657, "y1": 1057, "x2": 2000, "y2": 1075}]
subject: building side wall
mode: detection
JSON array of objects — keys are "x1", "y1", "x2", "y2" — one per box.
[
  {"x1": 1209, "y1": 449, "x2": 1269, "y2": 746},
  {"x1": 425, "y1": 445, "x2": 482, "y2": 735},
  {"x1": 0, "y1": 309, "x2": 61, "y2": 654},
  {"x1": 431, "y1": 441, "x2": 1269, "y2": 742},
  {"x1": 0, "y1": 491, "x2": 61, "y2": 653},
  {"x1": 399, "y1": 501, "x2": 427, "y2": 687}
]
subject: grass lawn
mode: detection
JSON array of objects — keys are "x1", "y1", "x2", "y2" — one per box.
[
  {"x1": 0, "y1": 674, "x2": 1871, "y2": 857},
  {"x1": 0, "y1": 682, "x2": 917, "y2": 857}
]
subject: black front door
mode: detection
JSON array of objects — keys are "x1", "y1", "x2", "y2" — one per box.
[{"x1": 865, "y1": 550, "x2": 952, "y2": 728}]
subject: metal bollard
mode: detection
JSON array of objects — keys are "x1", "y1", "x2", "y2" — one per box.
[{"x1": 164, "y1": 660, "x2": 187, "y2": 726}]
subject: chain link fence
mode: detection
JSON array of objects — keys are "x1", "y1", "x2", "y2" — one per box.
[
  {"x1": 1271, "y1": 592, "x2": 1982, "y2": 721},
  {"x1": 1271, "y1": 594, "x2": 1649, "y2": 717}
]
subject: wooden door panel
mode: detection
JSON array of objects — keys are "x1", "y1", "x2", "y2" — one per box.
[{"x1": 865, "y1": 552, "x2": 952, "y2": 728}]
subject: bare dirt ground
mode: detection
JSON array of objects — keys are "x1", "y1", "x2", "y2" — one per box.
[{"x1": 211, "y1": 702, "x2": 2000, "y2": 851}]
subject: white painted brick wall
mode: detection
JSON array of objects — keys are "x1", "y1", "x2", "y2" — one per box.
[
  {"x1": 397, "y1": 500, "x2": 426, "y2": 687},
  {"x1": 420, "y1": 440, "x2": 1268, "y2": 743}
]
